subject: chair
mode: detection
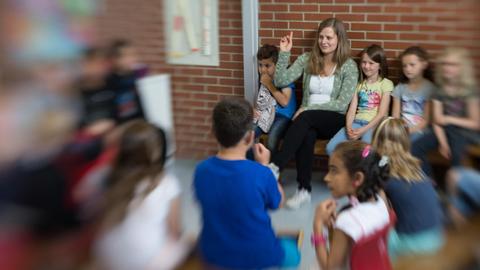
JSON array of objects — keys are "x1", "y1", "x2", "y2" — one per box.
[{"x1": 350, "y1": 210, "x2": 397, "y2": 270}]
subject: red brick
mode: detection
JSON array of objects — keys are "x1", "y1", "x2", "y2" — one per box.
[
  {"x1": 294, "y1": 38, "x2": 316, "y2": 47},
  {"x1": 183, "y1": 101, "x2": 206, "y2": 108},
  {"x1": 192, "y1": 93, "x2": 219, "y2": 101},
  {"x1": 218, "y1": 20, "x2": 229, "y2": 28},
  {"x1": 220, "y1": 78, "x2": 243, "y2": 86},
  {"x1": 401, "y1": 15, "x2": 430, "y2": 22},
  {"x1": 219, "y1": 12, "x2": 242, "y2": 20},
  {"x1": 335, "y1": 0, "x2": 365, "y2": 2},
  {"x1": 220, "y1": 53, "x2": 231, "y2": 61},
  {"x1": 351, "y1": 41, "x2": 377, "y2": 49},
  {"x1": 347, "y1": 31, "x2": 365, "y2": 40},
  {"x1": 172, "y1": 91, "x2": 192, "y2": 99},
  {"x1": 193, "y1": 77, "x2": 218, "y2": 84},
  {"x1": 352, "y1": 5, "x2": 381, "y2": 13},
  {"x1": 261, "y1": 21, "x2": 289, "y2": 29},
  {"x1": 383, "y1": 24, "x2": 414, "y2": 31},
  {"x1": 399, "y1": 33, "x2": 432, "y2": 41},
  {"x1": 191, "y1": 109, "x2": 212, "y2": 117},
  {"x1": 221, "y1": 29, "x2": 242, "y2": 36},
  {"x1": 259, "y1": 13, "x2": 273, "y2": 20},
  {"x1": 220, "y1": 45, "x2": 243, "y2": 54},
  {"x1": 367, "y1": 32, "x2": 398, "y2": 40},
  {"x1": 418, "y1": 25, "x2": 448, "y2": 32},
  {"x1": 274, "y1": 30, "x2": 303, "y2": 39},
  {"x1": 259, "y1": 29, "x2": 273, "y2": 38},
  {"x1": 303, "y1": 30, "x2": 317, "y2": 39},
  {"x1": 289, "y1": 4, "x2": 318, "y2": 12},
  {"x1": 275, "y1": 13, "x2": 303, "y2": 20},
  {"x1": 383, "y1": 6, "x2": 414, "y2": 13},
  {"x1": 435, "y1": 16, "x2": 460, "y2": 22},
  {"x1": 384, "y1": 41, "x2": 418, "y2": 50},
  {"x1": 207, "y1": 86, "x2": 233, "y2": 94},
  {"x1": 231, "y1": 54, "x2": 244, "y2": 62},
  {"x1": 181, "y1": 84, "x2": 204, "y2": 92},
  {"x1": 232, "y1": 37, "x2": 243, "y2": 44},
  {"x1": 303, "y1": 13, "x2": 333, "y2": 21},
  {"x1": 435, "y1": 34, "x2": 465, "y2": 41},
  {"x1": 230, "y1": 21, "x2": 243, "y2": 29},
  {"x1": 220, "y1": 37, "x2": 231, "y2": 44},
  {"x1": 366, "y1": 0, "x2": 394, "y2": 2},
  {"x1": 207, "y1": 70, "x2": 232, "y2": 77},
  {"x1": 303, "y1": 0, "x2": 332, "y2": 2},
  {"x1": 319, "y1": 5, "x2": 349, "y2": 12},
  {"x1": 351, "y1": 23, "x2": 382, "y2": 31},
  {"x1": 261, "y1": 4, "x2": 288, "y2": 12},
  {"x1": 334, "y1": 14, "x2": 365, "y2": 22},
  {"x1": 418, "y1": 6, "x2": 450, "y2": 13},
  {"x1": 368, "y1": 14, "x2": 398, "y2": 22},
  {"x1": 289, "y1": 21, "x2": 320, "y2": 30},
  {"x1": 220, "y1": 61, "x2": 243, "y2": 70}
]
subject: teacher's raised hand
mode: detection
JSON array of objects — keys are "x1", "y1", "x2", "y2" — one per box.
[{"x1": 279, "y1": 31, "x2": 293, "y2": 52}]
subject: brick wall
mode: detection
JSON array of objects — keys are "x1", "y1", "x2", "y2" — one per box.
[
  {"x1": 96, "y1": 0, "x2": 243, "y2": 159},
  {"x1": 96, "y1": 0, "x2": 479, "y2": 159},
  {"x1": 259, "y1": 0, "x2": 480, "y2": 82}
]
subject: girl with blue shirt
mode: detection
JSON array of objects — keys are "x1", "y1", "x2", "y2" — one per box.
[{"x1": 372, "y1": 118, "x2": 444, "y2": 259}]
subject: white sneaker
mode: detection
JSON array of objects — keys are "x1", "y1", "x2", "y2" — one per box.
[{"x1": 286, "y1": 189, "x2": 311, "y2": 209}]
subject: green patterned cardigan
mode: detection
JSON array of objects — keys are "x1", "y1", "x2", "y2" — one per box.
[{"x1": 274, "y1": 51, "x2": 359, "y2": 114}]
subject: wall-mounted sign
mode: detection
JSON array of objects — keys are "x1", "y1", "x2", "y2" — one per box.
[{"x1": 164, "y1": 0, "x2": 219, "y2": 66}]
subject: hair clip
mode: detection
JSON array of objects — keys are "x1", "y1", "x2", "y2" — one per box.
[
  {"x1": 361, "y1": 145, "x2": 371, "y2": 158},
  {"x1": 379, "y1": 155, "x2": 389, "y2": 167}
]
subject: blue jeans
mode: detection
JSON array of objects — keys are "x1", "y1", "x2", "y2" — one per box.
[
  {"x1": 248, "y1": 114, "x2": 291, "y2": 159},
  {"x1": 450, "y1": 167, "x2": 480, "y2": 217},
  {"x1": 411, "y1": 125, "x2": 470, "y2": 177},
  {"x1": 326, "y1": 119, "x2": 373, "y2": 156}
]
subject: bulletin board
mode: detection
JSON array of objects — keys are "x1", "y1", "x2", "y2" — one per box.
[{"x1": 164, "y1": 0, "x2": 219, "y2": 66}]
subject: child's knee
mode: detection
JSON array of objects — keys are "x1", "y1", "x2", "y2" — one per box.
[{"x1": 279, "y1": 238, "x2": 301, "y2": 267}]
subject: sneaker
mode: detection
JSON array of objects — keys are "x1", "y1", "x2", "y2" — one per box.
[{"x1": 286, "y1": 189, "x2": 311, "y2": 209}]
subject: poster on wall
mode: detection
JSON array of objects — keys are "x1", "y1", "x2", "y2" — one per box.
[{"x1": 164, "y1": 0, "x2": 219, "y2": 66}]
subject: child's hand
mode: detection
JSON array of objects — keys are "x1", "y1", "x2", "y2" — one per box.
[
  {"x1": 314, "y1": 199, "x2": 337, "y2": 229},
  {"x1": 346, "y1": 128, "x2": 356, "y2": 140},
  {"x1": 349, "y1": 128, "x2": 362, "y2": 140},
  {"x1": 292, "y1": 107, "x2": 305, "y2": 120},
  {"x1": 279, "y1": 31, "x2": 293, "y2": 52},
  {"x1": 260, "y1": 73, "x2": 273, "y2": 88},
  {"x1": 254, "y1": 109, "x2": 260, "y2": 120},
  {"x1": 253, "y1": 143, "x2": 271, "y2": 166},
  {"x1": 439, "y1": 143, "x2": 451, "y2": 160}
]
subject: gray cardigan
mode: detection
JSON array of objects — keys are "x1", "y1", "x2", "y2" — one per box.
[{"x1": 274, "y1": 51, "x2": 359, "y2": 114}]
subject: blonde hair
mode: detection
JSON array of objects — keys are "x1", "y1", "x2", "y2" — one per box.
[
  {"x1": 435, "y1": 47, "x2": 477, "y2": 96},
  {"x1": 372, "y1": 118, "x2": 424, "y2": 182},
  {"x1": 308, "y1": 18, "x2": 350, "y2": 75}
]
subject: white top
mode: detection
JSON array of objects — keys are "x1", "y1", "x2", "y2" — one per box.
[
  {"x1": 308, "y1": 66, "x2": 336, "y2": 106},
  {"x1": 94, "y1": 173, "x2": 181, "y2": 270},
  {"x1": 335, "y1": 196, "x2": 390, "y2": 242}
]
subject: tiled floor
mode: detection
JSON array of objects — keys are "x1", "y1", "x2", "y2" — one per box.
[{"x1": 168, "y1": 158, "x2": 337, "y2": 269}]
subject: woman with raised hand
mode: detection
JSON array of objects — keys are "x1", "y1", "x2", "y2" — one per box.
[{"x1": 270, "y1": 18, "x2": 359, "y2": 209}]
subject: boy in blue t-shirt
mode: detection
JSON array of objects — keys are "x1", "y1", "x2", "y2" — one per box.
[
  {"x1": 193, "y1": 98, "x2": 300, "y2": 269},
  {"x1": 254, "y1": 44, "x2": 296, "y2": 156}
]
